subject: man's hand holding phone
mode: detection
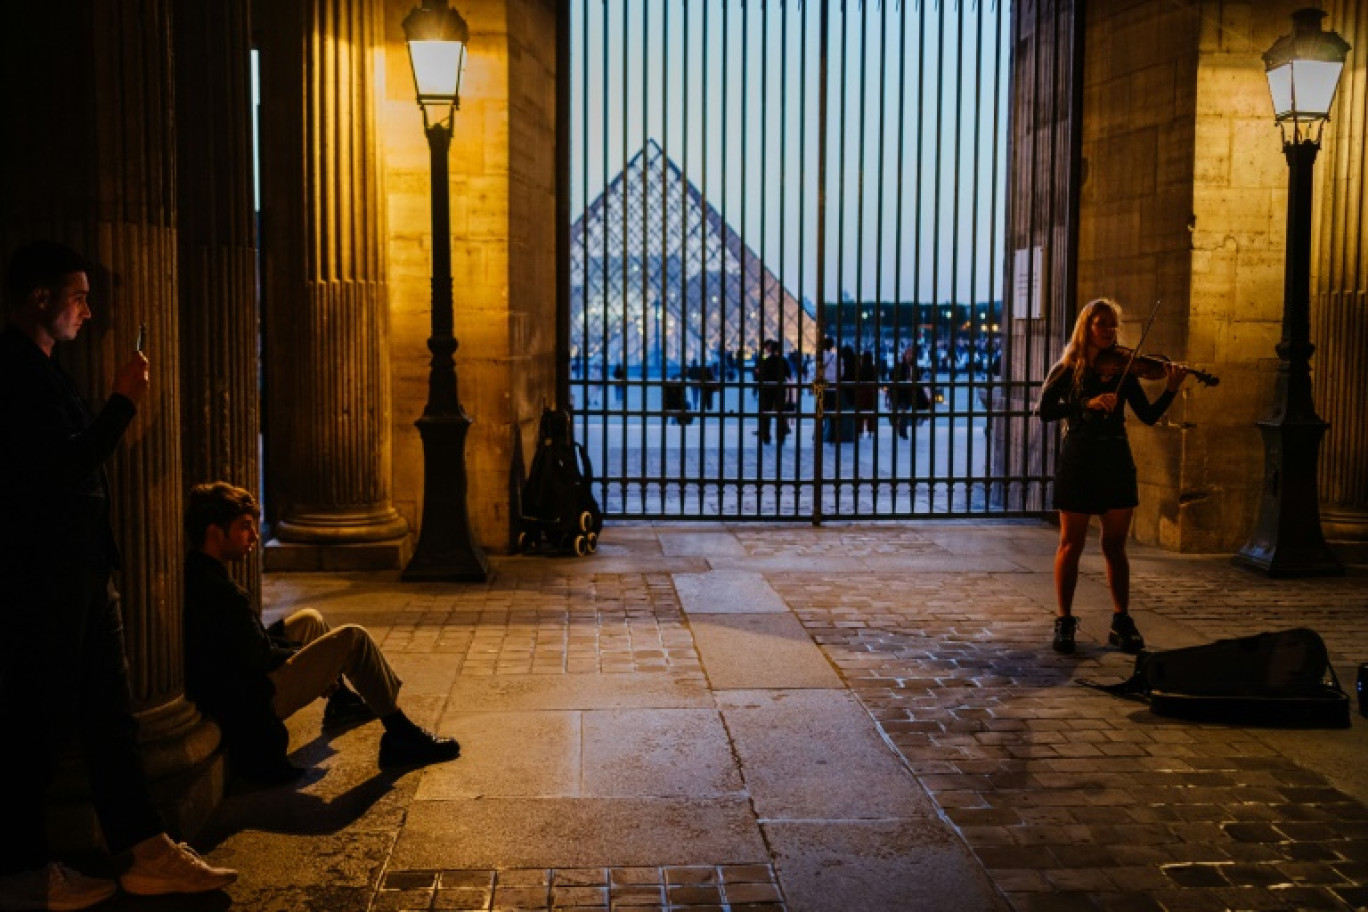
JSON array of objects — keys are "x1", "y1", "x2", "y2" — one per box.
[{"x1": 115, "y1": 322, "x2": 150, "y2": 403}]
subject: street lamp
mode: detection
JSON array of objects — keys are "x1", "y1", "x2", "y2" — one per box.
[
  {"x1": 400, "y1": 0, "x2": 489, "y2": 582},
  {"x1": 1234, "y1": 8, "x2": 1350, "y2": 577}
]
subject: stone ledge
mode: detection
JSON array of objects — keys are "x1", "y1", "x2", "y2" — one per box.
[{"x1": 264, "y1": 537, "x2": 413, "y2": 572}]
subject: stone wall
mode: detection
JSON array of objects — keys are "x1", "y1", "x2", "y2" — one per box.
[{"x1": 1077, "y1": 1, "x2": 1203, "y2": 548}]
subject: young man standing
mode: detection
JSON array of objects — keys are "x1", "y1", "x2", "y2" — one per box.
[
  {"x1": 182, "y1": 482, "x2": 460, "y2": 783},
  {"x1": 0, "y1": 241, "x2": 237, "y2": 910}
]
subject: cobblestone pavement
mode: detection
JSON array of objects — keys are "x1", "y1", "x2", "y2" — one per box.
[
  {"x1": 124, "y1": 522, "x2": 1367, "y2": 912},
  {"x1": 772, "y1": 528, "x2": 1368, "y2": 912}
]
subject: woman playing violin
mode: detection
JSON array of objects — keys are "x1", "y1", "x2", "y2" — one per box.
[{"x1": 1036, "y1": 298, "x2": 1188, "y2": 655}]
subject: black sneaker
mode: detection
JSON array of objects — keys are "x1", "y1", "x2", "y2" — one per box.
[
  {"x1": 1108, "y1": 613, "x2": 1145, "y2": 654},
  {"x1": 378, "y1": 728, "x2": 461, "y2": 769},
  {"x1": 1052, "y1": 616, "x2": 1078, "y2": 654},
  {"x1": 322, "y1": 686, "x2": 375, "y2": 728}
]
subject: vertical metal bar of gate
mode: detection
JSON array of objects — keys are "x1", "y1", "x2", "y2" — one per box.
[{"x1": 813, "y1": 0, "x2": 829, "y2": 524}]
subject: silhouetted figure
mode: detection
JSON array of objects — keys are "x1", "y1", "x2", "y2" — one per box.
[
  {"x1": 0, "y1": 241, "x2": 237, "y2": 909},
  {"x1": 756, "y1": 339, "x2": 792, "y2": 444}
]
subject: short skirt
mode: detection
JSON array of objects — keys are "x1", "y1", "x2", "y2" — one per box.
[{"x1": 1052, "y1": 432, "x2": 1139, "y2": 515}]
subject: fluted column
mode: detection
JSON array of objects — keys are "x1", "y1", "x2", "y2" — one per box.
[
  {"x1": 175, "y1": 0, "x2": 263, "y2": 599},
  {"x1": 1313, "y1": 0, "x2": 1368, "y2": 541},
  {"x1": 257, "y1": 0, "x2": 408, "y2": 563},
  {"x1": 0, "y1": 0, "x2": 220, "y2": 840}
]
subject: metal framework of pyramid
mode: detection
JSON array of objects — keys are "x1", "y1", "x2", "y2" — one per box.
[{"x1": 570, "y1": 139, "x2": 818, "y2": 376}]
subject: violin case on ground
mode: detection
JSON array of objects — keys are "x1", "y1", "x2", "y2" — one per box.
[{"x1": 1081, "y1": 628, "x2": 1351, "y2": 728}]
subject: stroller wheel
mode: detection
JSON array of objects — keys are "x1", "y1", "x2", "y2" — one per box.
[
  {"x1": 585, "y1": 531, "x2": 598, "y2": 553},
  {"x1": 573, "y1": 534, "x2": 589, "y2": 557},
  {"x1": 516, "y1": 530, "x2": 534, "y2": 554},
  {"x1": 578, "y1": 510, "x2": 593, "y2": 532}
]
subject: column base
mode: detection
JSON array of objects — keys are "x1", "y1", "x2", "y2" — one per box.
[
  {"x1": 274, "y1": 507, "x2": 410, "y2": 545},
  {"x1": 264, "y1": 535, "x2": 414, "y2": 572},
  {"x1": 1322, "y1": 506, "x2": 1368, "y2": 542},
  {"x1": 47, "y1": 703, "x2": 226, "y2": 851}
]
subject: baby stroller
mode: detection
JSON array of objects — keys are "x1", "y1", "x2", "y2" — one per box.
[{"x1": 517, "y1": 407, "x2": 604, "y2": 556}]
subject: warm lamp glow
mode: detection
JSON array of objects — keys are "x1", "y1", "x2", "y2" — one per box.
[
  {"x1": 409, "y1": 40, "x2": 465, "y2": 100},
  {"x1": 403, "y1": 0, "x2": 469, "y2": 130},
  {"x1": 1263, "y1": 8, "x2": 1350, "y2": 135}
]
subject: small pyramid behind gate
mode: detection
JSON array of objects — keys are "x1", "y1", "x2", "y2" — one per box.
[{"x1": 570, "y1": 138, "x2": 818, "y2": 375}]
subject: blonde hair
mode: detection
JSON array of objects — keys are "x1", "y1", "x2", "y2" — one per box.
[{"x1": 1055, "y1": 298, "x2": 1122, "y2": 385}]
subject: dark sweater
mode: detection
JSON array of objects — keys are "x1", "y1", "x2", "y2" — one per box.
[{"x1": 183, "y1": 548, "x2": 295, "y2": 779}]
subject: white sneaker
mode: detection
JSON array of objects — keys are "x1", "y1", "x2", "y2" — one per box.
[
  {"x1": 0, "y1": 862, "x2": 117, "y2": 911},
  {"x1": 119, "y1": 838, "x2": 236, "y2": 896}
]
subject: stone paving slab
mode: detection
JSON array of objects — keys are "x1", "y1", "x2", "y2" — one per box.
[
  {"x1": 764, "y1": 820, "x2": 1009, "y2": 912},
  {"x1": 658, "y1": 530, "x2": 751, "y2": 557},
  {"x1": 717, "y1": 689, "x2": 937, "y2": 820},
  {"x1": 415, "y1": 710, "x2": 582, "y2": 800},
  {"x1": 687, "y1": 613, "x2": 843, "y2": 689},
  {"x1": 674, "y1": 569, "x2": 789, "y2": 613},
  {"x1": 390, "y1": 798, "x2": 769, "y2": 870},
  {"x1": 581, "y1": 708, "x2": 746, "y2": 799},
  {"x1": 440, "y1": 673, "x2": 713, "y2": 712}
]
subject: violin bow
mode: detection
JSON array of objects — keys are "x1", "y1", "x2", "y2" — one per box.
[{"x1": 1112, "y1": 298, "x2": 1163, "y2": 397}]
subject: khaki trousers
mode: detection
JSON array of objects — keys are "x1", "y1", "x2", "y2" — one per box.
[{"x1": 267, "y1": 608, "x2": 402, "y2": 720}]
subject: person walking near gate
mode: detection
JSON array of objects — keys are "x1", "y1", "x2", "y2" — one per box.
[{"x1": 756, "y1": 339, "x2": 792, "y2": 445}]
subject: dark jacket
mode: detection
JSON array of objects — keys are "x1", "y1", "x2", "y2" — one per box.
[
  {"x1": 1036, "y1": 361, "x2": 1175, "y2": 438},
  {"x1": 0, "y1": 325, "x2": 133, "y2": 578},
  {"x1": 183, "y1": 549, "x2": 295, "y2": 780}
]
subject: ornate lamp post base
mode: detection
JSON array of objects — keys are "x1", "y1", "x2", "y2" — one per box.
[
  {"x1": 402, "y1": 409, "x2": 489, "y2": 582},
  {"x1": 1233, "y1": 414, "x2": 1343, "y2": 578}
]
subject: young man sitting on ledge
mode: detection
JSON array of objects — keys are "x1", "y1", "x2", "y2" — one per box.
[{"x1": 182, "y1": 482, "x2": 460, "y2": 784}]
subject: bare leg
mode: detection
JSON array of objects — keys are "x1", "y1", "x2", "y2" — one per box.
[
  {"x1": 1053, "y1": 511, "x2": 1092, "y2": 617},
  {"x1": 1098, "y1": 508, "x2": 1134, "y2": 614}
]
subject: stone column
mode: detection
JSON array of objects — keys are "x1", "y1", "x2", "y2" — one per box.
[
  {"x1": 0, "y1": 0, "x2": 220, "y2": 842},
  {"x1": 257, "y1": 0, "x2": 409, "y2": 570},
  {"x1": 1313, "y1": 0, "x2": 1368, "y2": 541},
  {"x1": 175, "y1": 0, "x2": 263, "y2": 599}
]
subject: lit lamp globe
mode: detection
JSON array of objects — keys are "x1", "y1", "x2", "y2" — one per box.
[
  {"x1": 1262, "y1": 7, "x2": 1350, "y2": 142},
  {"x1": 403, "y1": 0, "x2": 468, "y2": 132}
]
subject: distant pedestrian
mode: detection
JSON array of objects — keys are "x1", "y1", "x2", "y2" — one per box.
[
  {"x1": 889, "y1": 345, "x2": 929, "y2": 438},
  {"x1": 855, "y1": 350, "x2": 879, "y2": 437},
  {"x1": 818, "y1": 336, "x2": 839, "y2": 442},
  {"x1": 756, "y1": 339, "x2": 792, "y2": 444}
]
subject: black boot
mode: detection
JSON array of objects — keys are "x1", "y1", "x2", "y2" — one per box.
[
  {"x1": 1052, "y1": 616, "x2": 1078, "y2": 654},
  {"x1": 1108, "y1": 612, "x2": 1145, "y2": 654},
  {"x1": 322, "y1": 683, "x2": 375, "y2": 728},
  {"x1": 378, "y1": 715, "x2": 461, "y2": 769}
]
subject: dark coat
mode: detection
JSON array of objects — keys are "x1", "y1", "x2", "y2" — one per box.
[
  {"x1": 183, "y1": 549, "x2": 296, "y2": 781},
  {"x1": 0, "y1": 325, "x2": 132, "y2": 579}
]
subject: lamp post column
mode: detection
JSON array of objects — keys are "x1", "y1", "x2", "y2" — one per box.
[
  {"x1": 1234, "y1": 140, "x2": 1343, "y2": 577},
  {"x1": 402, "y1": 122, "x2": 489, "y2": 582}
]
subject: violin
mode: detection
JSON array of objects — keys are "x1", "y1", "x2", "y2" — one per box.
[{"x1": 1094, "y1": 345, "x2": 1220, "y2": 387}]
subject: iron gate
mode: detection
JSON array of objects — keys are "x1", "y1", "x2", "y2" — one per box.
[{"x1": 565, "y1": 0, "x2": 1051, "y2": 520}]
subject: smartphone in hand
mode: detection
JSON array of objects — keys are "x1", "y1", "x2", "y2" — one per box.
[{"x1": 136, "y1": 322, "x2": 146, "y2": 355}]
